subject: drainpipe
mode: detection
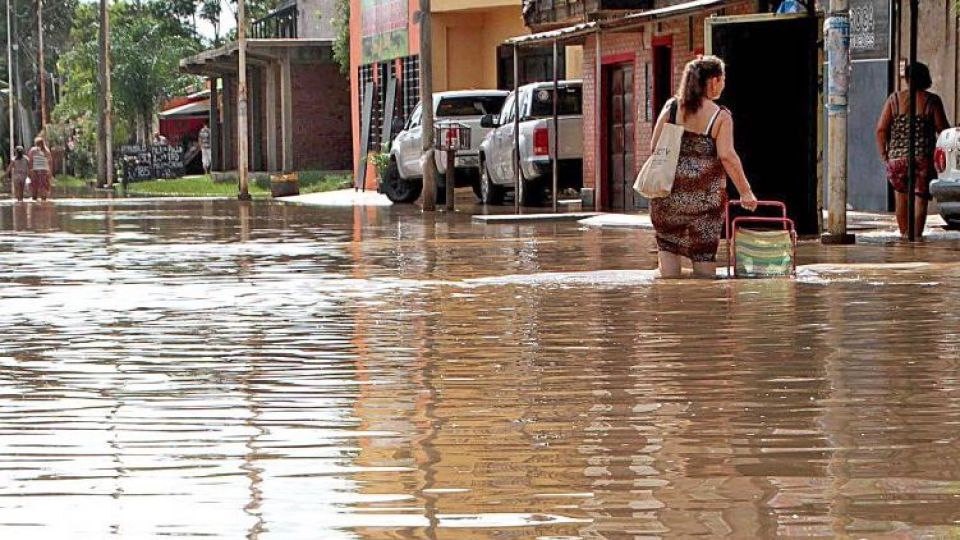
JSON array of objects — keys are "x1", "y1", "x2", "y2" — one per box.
[{"x1": 822, "y1": 0, "x2": 856, "y2": 244}]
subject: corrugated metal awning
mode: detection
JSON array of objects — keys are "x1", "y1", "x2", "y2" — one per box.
[{"x1": 505, "y1": 0, "x2": 727, "y2": 47}]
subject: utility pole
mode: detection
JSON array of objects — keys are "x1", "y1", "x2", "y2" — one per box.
[
  {"x1": 418, "y1": 0, "x2": 436, "y2": 211},
  {"x1": 37, "y1": 0, "x2": 47, "y2": 130},
  {"x1": 97, "y1": 0, "x2": 113, "y2": 188},
  {"x1": 6, "y1": 0, "x2": 15, "y2": 157},
  {"x1": 822, "y1": 0, "x2": 855, "y2": 244},
  {"x1": 906, "y1": 0, "x2": 919, "y2": 241},
  {"x1": 236, "y1": 0, "x2": 251, "y2": 200}
]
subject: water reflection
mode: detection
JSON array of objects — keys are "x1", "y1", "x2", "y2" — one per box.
[{"x1": 0, "y1": 199, "x2": 959, "y2": 538}]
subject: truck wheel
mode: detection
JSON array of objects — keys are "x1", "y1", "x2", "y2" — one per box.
[
  {"x1": 478, "y1": 160, "x2": 504, "y2": 205},
  {"x1": 381, "y1": 160, "x2": 422, "y2": 203},
  {"x1": 521, "y1": 179, "x2": 547, "y2": 207}
]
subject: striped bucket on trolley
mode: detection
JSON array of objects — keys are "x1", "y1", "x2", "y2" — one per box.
[{"x1": 733, "y1": 229, "x2": 794, "y2": 277}]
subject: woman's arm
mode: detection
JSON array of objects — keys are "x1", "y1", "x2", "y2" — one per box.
[
  {"x1": 715, "y1": 111, "x2": 757, "y2": 211},
  {"x1": 876, "y1": 96, "x2": 893, "y2": 160},
  {"x1": 931, "y1": 94, "x2": 950, "y2": 134}
]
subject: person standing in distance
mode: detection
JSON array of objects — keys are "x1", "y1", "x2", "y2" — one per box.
[
  {"x1": 199, "y1": 123, "x2": 212, "y2": 175},
  {"x1": 28, "y1": 137, "x2": 54, "y2": 201}
]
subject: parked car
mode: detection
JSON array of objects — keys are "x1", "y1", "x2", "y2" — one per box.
[
  {"x1": 380, "y1": 90, "x2": 509, "y2": 203},
  {"x1": 931, "y1": 127, "x2": 960, "y2": 229},
  {"x1": 477, "y1": 80, "x2": 583, "y2": 206}
]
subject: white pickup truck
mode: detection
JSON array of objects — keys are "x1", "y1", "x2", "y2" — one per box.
[
  {"x1": 380, "y1": 90, "x2": 509, "y2": 204},
  {"x1": 477, "y1": 80, "x2": 583, "y2": 206}
]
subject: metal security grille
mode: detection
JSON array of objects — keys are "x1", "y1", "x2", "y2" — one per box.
[
  {"x1": 358, "y1": 64, "x2": 375, "y2": 151},
  {"x1": 358, "y1": 56, "x2": 421, "y2": 153},
  {"x1": 401, "y1": 55, "x2": 420, "y2": 120}
]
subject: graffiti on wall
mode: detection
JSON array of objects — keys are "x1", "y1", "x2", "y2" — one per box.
[{"x1": 361, "y1": 0, "x2": 409, "y2": 63}]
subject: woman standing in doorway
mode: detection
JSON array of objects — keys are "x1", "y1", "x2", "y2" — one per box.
[
  {"x1": 649, "y1": 55, "x2": 757, "y2": 278},
  {"x1": 28, "y1": 137, "x2": 53, "y2": 201},
  {"x1": 876, "y1": 62, "x2": 950, "y2": 239}
]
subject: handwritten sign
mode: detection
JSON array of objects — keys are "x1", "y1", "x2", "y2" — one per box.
[
  {"x1": 850, "y1": 0, "x2": 890, "y2": 62},
  {"x1": 118, "y1": 143, "x2": 185, "y2": 182}
]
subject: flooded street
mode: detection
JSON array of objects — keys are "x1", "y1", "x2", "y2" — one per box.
[{"x1": 1, "y1": 198, "x2": 960, "y2": 538}]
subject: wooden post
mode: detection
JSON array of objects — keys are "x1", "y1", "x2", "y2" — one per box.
[
  {"x1": 6, "y1": 0, "x2": 14, "y2": 157},
  {"x1": 906, "y1": 0, "x2": 918, "y2": 241},
  {"x1": 552, "y1": 39, "x2": 560, "y2": 213},
  {"x1": 97, "y1": 0, "x2": 113, "y2": 187},
  {"x1": 210, "y1": 78, "x2": 221, "y2": 171},
  {"x1": 513, "y1": 44, "x2": 520, "y2": 212},
  {"x1": 237, "y1": 0, "x2": 251, "y2": 200},
  {"x1": 280, "y1": 54, "x2": 294, "y2": 172},
  {"x1": 445, "y1": 141, "x2": 455, "y2": 211},
  {"x1": 265, "y1": 65, "x2": 278, "y2": 171},
  {"x1": 418, "y1": 0, "x2": 437, "y2": 211},
  {"x1": 37, "y1": 0, "x2": 47, "y2": 130},
  {"x1": 822, "y1": 0, "x2": 855, "y2": 244}
]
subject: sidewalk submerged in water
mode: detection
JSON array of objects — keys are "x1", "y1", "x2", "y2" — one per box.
[{"x1": 580, "y1": 210, "x2": 960, "y2": 241}]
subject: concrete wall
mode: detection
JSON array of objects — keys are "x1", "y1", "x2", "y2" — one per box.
[
  {"x1": 847, "y1": 61, "x2": 890, "y2": 211},
  {"x1": 292, "y1": 62, "x2": 353, "y2": 170},
  {"x1": 900, "y1": 0, "x2": 959, "y2": 123},
  {"x1": 298, "y1": 0, "x2": 338, "y2": 39},
  {"x1": 432, "y1": 6, "x2": 526, "y2": 91}
]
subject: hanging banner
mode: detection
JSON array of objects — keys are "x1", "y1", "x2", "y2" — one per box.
[
  {"x1": 849, "y1": 0, "x2": 891, "y2": 62},
  {"x1": 361, "y1": 0, "x2": 409, "y2": 64}
]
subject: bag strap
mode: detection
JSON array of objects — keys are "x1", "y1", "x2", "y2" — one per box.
[
  {"x1": 668, "y1": 99, "x2": 679, "y2": 124},
  {"x1": 705, "y1": 107, "x2": 723, "y2": 136}
]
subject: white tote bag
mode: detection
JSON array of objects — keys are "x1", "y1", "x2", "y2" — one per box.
[{"x1": 633, "y1": 101, "x2": 683, "y2": 199}]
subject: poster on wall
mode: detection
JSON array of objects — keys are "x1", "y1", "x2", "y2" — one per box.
[
  {"x1": 361, "y1": 0, "x2": 408, "y2": 64},
  {"x1": 849, "y1": 0, "x2": 891, "y2": 62}
]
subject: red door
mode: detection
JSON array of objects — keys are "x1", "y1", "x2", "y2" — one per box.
[{"x1": 604, "y1": 64, "x2": 637, "y2": 211}]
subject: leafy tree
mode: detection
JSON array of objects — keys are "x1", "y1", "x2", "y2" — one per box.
[
  {"x1": 56, "y1": 1, "x2": 202, "y2": 144},
  {"x1": 200, "y1": 0, "x2": 223, "y2": 45},
  {"x1": 332, "y1": 0, "x2": 349, "y2": 76}
]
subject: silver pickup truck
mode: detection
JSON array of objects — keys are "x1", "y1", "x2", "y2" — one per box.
[
  {"x1": 380, "y1": 90, "x2": 508, "y2": 204},
  {"x1": 477, "y1": 80, "x2": 583, "y2": 206}
]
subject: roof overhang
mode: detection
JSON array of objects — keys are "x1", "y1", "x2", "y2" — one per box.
[
  {"x1": 180, "y1": 38, "x2": 335, "y2": 76},
  {"x1": 159, "y1": 99, "x2": 210, "y2": 119},
  {"x1": 506, "y1": 0, "x2": 727, "y2": 47}
]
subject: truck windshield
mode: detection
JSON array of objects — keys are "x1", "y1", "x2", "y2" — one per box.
[
  {"x1": 436, "y1": 96, "x2": 508, "y2": 117},
  {"x1": 527, "y1": 86, "x2": 582, "y2": 118}
]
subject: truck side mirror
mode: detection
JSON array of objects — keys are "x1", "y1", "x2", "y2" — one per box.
[{"x1": 480, "y1": 114, "x2": 499, "y2": 128}]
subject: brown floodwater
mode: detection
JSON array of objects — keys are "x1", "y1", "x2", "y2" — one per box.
[{"x1": 1, "y1": 197, "x2": 960, "y2": 539}]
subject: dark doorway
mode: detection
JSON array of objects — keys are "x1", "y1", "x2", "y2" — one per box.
[
  {"x1": 497, "y1": 45, "x2": 567, "y2": 90},
  {"x1": 709, "y1": 15, "x2": 820, "y2": 235},
  {"x1": 604, "y1": 63, "x2": 639, "y2": 211},
  {"x1": 652, "y1": 42, "x2": 673, "y2": 116}
]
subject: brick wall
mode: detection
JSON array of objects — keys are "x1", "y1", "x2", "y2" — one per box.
[{"x1": 292, "y1": 63, "x2": 353, "y2": 171}]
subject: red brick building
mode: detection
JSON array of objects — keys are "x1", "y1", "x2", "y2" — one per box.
[
  {"x1": 180, "y1": 0, "x2": 352, "y2": 174},
  {"x1": 517, "y1": 0, "x2": 760, "y2": 211}
]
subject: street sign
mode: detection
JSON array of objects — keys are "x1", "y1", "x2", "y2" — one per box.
[{"x1": 850, "y1": 0, "x2": 891, "y2": 62}]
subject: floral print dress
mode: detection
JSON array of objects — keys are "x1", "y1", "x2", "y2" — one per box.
[{"x1": 650, "y1": 106, "x2": 726, "y2": 263}]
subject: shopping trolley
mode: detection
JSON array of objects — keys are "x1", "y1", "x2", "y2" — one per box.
[{"x1": 725, "y1": 200, "x2": 797, "y2": 278}]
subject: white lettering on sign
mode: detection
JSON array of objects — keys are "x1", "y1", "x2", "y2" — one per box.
[{"x1": 850, "y1": 3, "x2": 875, "y2": 51}]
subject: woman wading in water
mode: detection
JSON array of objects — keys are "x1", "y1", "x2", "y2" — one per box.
[{"x1": 649, "y1": 55, "x2": 757, "y2": 278}]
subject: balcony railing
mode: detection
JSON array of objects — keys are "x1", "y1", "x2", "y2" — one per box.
[
  {"x1": 252, "y1": 3, "x2": 298, "y2": 39},
  {"x1": 523, "y1": 0, "x2": 654, "y2": 28},
  {"x1": 524, "y1": 0, "x2": 586, "y2": 28}
]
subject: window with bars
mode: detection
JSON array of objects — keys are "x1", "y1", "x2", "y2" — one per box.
[{"x1": 358, "y1": 56, "x2": 421, "y2": 154}]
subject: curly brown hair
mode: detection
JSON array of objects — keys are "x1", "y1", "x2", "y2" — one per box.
[{"x1": 677, "y1": 55, "x2": 725, "y2": 115}]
